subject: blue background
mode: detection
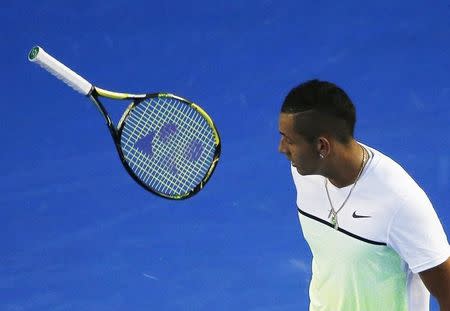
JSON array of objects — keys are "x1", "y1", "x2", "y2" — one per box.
[{"x1": 1, "y1": 0, "x2": 449, "y2": 310}]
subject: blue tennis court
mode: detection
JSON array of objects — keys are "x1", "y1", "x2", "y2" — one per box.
[{"x1": 1, "y1": 0, "x2": 449, "y2": 310}]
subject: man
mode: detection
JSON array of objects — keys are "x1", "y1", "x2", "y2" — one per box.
[{"x1": 278, "y1": 80, "x2": 450, "y2": 310}]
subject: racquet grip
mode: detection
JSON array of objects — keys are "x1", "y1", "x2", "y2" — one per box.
[{"x1": 28, "y1": 46, "x2": 92, "y2": 96}]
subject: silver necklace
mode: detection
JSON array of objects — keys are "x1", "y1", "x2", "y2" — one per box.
[{"x1": 325, "y1": 145, "x2": 367, "y2": 230}]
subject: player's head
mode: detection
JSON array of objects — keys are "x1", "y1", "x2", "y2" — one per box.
[
  {"x1": 278, "y1": 80, "x2": 356, "y2": 175},
  {"x1": 281, "y1": 79, "x2": 356, "y2": 144}
]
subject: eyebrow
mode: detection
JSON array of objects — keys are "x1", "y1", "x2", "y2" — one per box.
[{"x1": 279, "y1": 131, "x2": 293, "y2": 141}]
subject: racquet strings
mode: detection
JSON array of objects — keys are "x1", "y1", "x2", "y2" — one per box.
[{"x1": 120, "y1": 96, "x2": 217, "y2": 197}]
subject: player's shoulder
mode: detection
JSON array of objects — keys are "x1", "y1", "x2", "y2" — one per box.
[{"x1": 363, "y1": 144, "x2": 429, "y2": 205}]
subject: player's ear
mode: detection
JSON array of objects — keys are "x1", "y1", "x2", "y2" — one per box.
[{"x1": 316, "y1": 136, "x2": 330, "y2": 159}]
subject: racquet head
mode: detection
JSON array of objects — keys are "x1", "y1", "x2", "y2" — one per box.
[
  {"x1": 29, "y1": 45, "x2": 221, "y2": 199},
  {"x1": 116, "y1": 93, "x2": 221, "y2": 199}
]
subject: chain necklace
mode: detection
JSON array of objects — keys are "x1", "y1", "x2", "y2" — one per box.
[{"x1": 325, "y1": 145, "x2": 367, "y2": 230}]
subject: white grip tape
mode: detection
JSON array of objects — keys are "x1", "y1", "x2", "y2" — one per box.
[{"x1": 29, "y1": 46, "x2": 92, "y2": 96}]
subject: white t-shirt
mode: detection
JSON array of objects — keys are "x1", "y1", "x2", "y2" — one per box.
[{"x1": 291, "y1": 144, "x2": 449, "y2": 311}]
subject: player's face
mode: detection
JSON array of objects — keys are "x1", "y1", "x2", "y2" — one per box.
[{"x1": 278, "y1": 113, "x2": 320, "y2": 175}]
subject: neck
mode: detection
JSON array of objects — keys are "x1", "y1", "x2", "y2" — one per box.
[{"x1": 324, "y1": 140, "x2": 366, "y2": 188}]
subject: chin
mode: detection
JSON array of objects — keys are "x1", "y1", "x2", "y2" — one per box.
[
  {"x1": 296, "y1": 167, "x2": 307, "y2": 175},
  {"x1": 296, "y1": 166, "x2": 316, "y2": 176}
]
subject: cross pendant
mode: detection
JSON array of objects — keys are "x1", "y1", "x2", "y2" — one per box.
[{"x1": 331, "y1": 214, "x2": 338, "y2": 230}]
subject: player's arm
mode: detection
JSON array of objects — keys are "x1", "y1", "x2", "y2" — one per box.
[{"x1": 419, "y1": 257, "x2": 450, "y2": 311}]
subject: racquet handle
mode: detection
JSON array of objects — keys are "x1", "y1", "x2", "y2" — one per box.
[{"x1": 28, "y1": 46, "x2": 92, "y2": 96}]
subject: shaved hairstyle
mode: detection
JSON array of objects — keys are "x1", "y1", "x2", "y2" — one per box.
[{"x1": 281, "y1": 79, "x2": 356, "y2": 144}]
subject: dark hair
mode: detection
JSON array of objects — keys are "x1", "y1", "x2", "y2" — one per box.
[{"x1": 281, "y1": 79, "x2": 356, "y2": 144}]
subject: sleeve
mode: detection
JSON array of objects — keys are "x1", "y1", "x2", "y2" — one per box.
[{"x1": 387, "y1": 189, "x2": 450, "y2": 274}]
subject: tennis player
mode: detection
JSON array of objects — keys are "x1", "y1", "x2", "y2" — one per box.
[{"x1": 278, "y1": 80, "x2": 450, "y2": 310}]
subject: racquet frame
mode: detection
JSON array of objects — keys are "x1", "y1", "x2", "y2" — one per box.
[{"x1": 29, "y1": 46, "x2": 221, "y2": 199}]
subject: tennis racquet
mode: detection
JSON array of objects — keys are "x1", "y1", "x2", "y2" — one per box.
[{"x1": 28, "y1": 46, "x2": 221, "y2": 200}]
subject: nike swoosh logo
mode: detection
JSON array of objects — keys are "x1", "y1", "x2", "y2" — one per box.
[{"x1": 352, "y1": 211, "x2": 371, "y2": 218}]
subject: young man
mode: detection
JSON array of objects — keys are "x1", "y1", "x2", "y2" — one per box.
[{"x1": 278, "y1": 80, "x2": 450, "y2": 311}]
